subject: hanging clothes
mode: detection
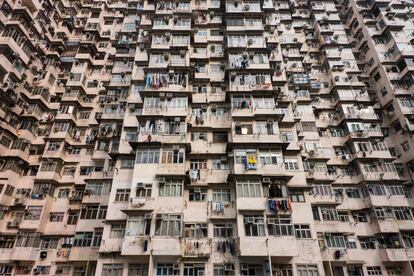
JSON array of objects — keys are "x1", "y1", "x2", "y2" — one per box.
[{"x1": 189, "y1": 169, "x2": 198, "y2": 181}]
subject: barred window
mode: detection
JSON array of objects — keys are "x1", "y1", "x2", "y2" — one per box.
[{"x1": 294, "y1": 224, "x2": 311, "y2": 239}]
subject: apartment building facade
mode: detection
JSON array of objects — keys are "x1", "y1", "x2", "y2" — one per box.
[{"x1": 0, "y1": 0, "x2": 414, "y2": 275}]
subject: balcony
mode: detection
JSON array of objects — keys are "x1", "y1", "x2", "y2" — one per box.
[
  {"x1": 69, "y1": 247, "x2": 99, "y2": 261},
  {"x1": 379, "y1": 248, "x2": 408, "y2": 262},
  {"x1": 189, "y1": 169, "x2": 229, "y2": 184},
  {"x1": 239, "y1": 237, "x2": 267, "y2": 256},
  {"x1": 182, "y1": 238, "x2": 211, "y2": 257},
  {"x1": 231, "y1": 107, "x2": 284, "y2": 118},
  {"x1": 233, "y1": 163, "x2": 286, "y2": 176},
  {"x1": 151, "y1": 237, "x2": 181, "y2": 256},
  {"x1": 208, "y1": 201, "x2": 236, "y2": 219},
  {"x1": 121, "y1": 237, "x2": 150, "y2": 256},
  {"x1": 236, "y1": 197, "x2": 266, "y2": 210},
  {"x1": 129, "y1": 197, "x2": 184, "y2": 213},
  {"x1": 100, "y1": 238, "x2": 123, "y2": 253},
  {"x1": 321, "y1": 248, "x2": 367, "y2": 263},
  {"x1": 156, "y1": 164, "x2": 186, "y2": 176},
  {"x1": 10, "y1": 247, "x2": 38, "y2": 261},
  {"x1": 268, "y1": 236, "x2": 298, "y2": 257}
]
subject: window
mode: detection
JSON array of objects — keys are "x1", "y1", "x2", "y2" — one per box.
[
  {"x1": 326, "y1": 234, "x2": 346, "y2": 248},
  {"x1": 73, "y1": 232, "x2": 93, "y2": 247},
  {"x1": 294, "y1": 224, "x2": 311, "y2": 239},
  {"x1": 136, "y1": 184, "x2": 152, "y2": 197},
  {"x1": 67, "y1": 211, "x2": 79, "y2": 225},
  {"x1": 386, "y1": 266, "x2": 402, "y2": 275},
  {"x1": 121, "y1": 158, "x2": 135, "y2": 169},
  {"x1": 115, "y1": 189, "x2": 130, "y2": 202},
  {"x1": 47, "y1": 141, "x2": 61, "y2": 151},
  {"x1": 312, "y1": 206, "x2": 320, "y2": 220},
  {"x1": 284, "y1": 159, "x2": 299, "y2": 171},
  {"x1": 183, "y1": 264, "x2": 205, "y2": 276},
  {"x1": 0, "y1": 236, "x2": 15, "y2": 249},
  {"x1": 80, "y1": 205, "x2": 107, "y2": 219},
  {"x1": 214, "y1": 264, "x2": 235, "y2": 276},
  {"x1": 374, "y1": 207, "x2": 393, "y2": 220},
  {"x1": 156, "y1": 264, "x2": 179, "y2": 276},
  {"x1": 387, "y1": 185, "x2": 405, "y2": 196},
  {"x1": 212, "y1": 189, "x2": 231, "y2": 202},
  {"x1": 267, "y1": 215, "x2": 293, "y2": 236},
  {"x1": 360, "y1": 237, "x2": 376, "y2": 249},
  {"x1": 236, "y1": 180, "x2": 261, "y2": 197},
  {"x1": 213, "y1": 223, "x2": 233, "y2": 238},
  {"x1": 159, "y1": 179, "x2": 183, "y2": 197},
  {"x1": 110, "y1": 224, "x2": 126, "y2": 239},
  {"x1": 80, "y1": 166, "x2": 93, "y2": 175},
  {"x1": 85, "y1": 182, "x2": 111, "y2": 196},
  {"x1": 92, "y1": 229, "x2": 103, "y2": 247},
  {"x1": 189, "y1": 188, "x2": 207, "y2": 201},
  {"x1": 259, "y1": 150, "x2": 282, "y2": 165},
  {"x1": 321, "y1": 207, "x2": 338, "y2": 221},
  {"x1": 290, "y1": 190, "x2": 305, "y2": 202},
  {"x1": 367, "y1": 266, "x2": 382, "y2": 275},
  {"x1": 312, "y1": 184, "x2": 333, "y2": 196},
  {"x1": 345, "y1": 188, "x2": 360, "y2": 198},
  {"x1": 128, "y1": 264, "x2": 149, "y2": 276},
  {"x1": 184, "y1": 223, "x2": 207, "y2": 239},
  {"x1": 40, "y1": 237, "x2": 59, "y2": 249},
  {"x1": 49, "y1": 212, "x2": 64, "y2": 222},
  {"x1": 102, "y1": 264, "x2": 123, "y2": 276},
  {"x1": 73, "y1": 266, "x2": 86, "y2": 276},
  {"x1": 212, "y1": 159, "x2": 229, "y2": 170},
  {"x1": 25, "y1": 206, "x2": 42, "y2": 220},
  {"x1": 0, "y1": 265, "x2": 12, "y2": 276},
  {"x1": 337, "y1": 211, "x2": 349, "y2": 222},
  {"x1": 55, "y1": 265, "x2": 71, "y2": 275},
  {"x1": 297, "y1": 265, "x2": 319, "y2": 276},
  {"x1": 161, "y1": 148, "x2": 185, "y2": 164},
  {"x1": 240, "y1": 264, "x2": 263, "y2": 276},
  {"x1": 126, "y1": 215, "x2": 151, "y2": 236},
  {"x1": 15, "y1": 233, "x2": 41, "y2": 247},
  {"x1": 189, "y1": 159, "x2": 207, "y2": 170},
  {"x1": 244, "y1": 215, "x2": 265, "y2": 236},
  {"x1": 34, "y1": 266, "x2": 50, "y2": 275},
  {"x1": 393, "y1": 207, "x2": 412, "y2": 220},
  {"x1": 4, "y1": 185, "x2": 14, "y2": 196},
  {"x1": 191, "y1": 132, "x2": 207, "y2": 141},
  {"x1": 16, "y1": 265, "x2": 33, "y2": 275},
  {"x1": 155, "y1": 214, "x2": 182, "y2": 236},
  {"x1": 136, "y1": 149, "x2": 160, "y2": 164},
  {"x1": 401, "y1": 141, "x2": 410, "y2": 152},
  {"x1": 266, "y1": 183, "x2": 287, "y2": 198},
  {"x1": 352, "y1": 211, "x2": 368, "y2": 223}
]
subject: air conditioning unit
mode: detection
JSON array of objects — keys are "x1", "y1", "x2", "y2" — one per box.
[
  {"x1": 262, "y1": 177, "x2": 271, "y2": 184},
  {"x1": 245, "y1": 217, "x2": 254, "y2": 224},
  {"x1": 14, "y1": 198, "x2": 24, "y2": 205},
  {"x1": 40, "y1": 251, "x2": 47, "y2": 258},
  {"x1": 136, "y1": 182, "x2": 144, "y2": 189}
]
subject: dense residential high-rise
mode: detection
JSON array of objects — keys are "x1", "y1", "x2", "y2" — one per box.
[{"x1": 1, "y1": 0, "x2": 414, "y2": 275}]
